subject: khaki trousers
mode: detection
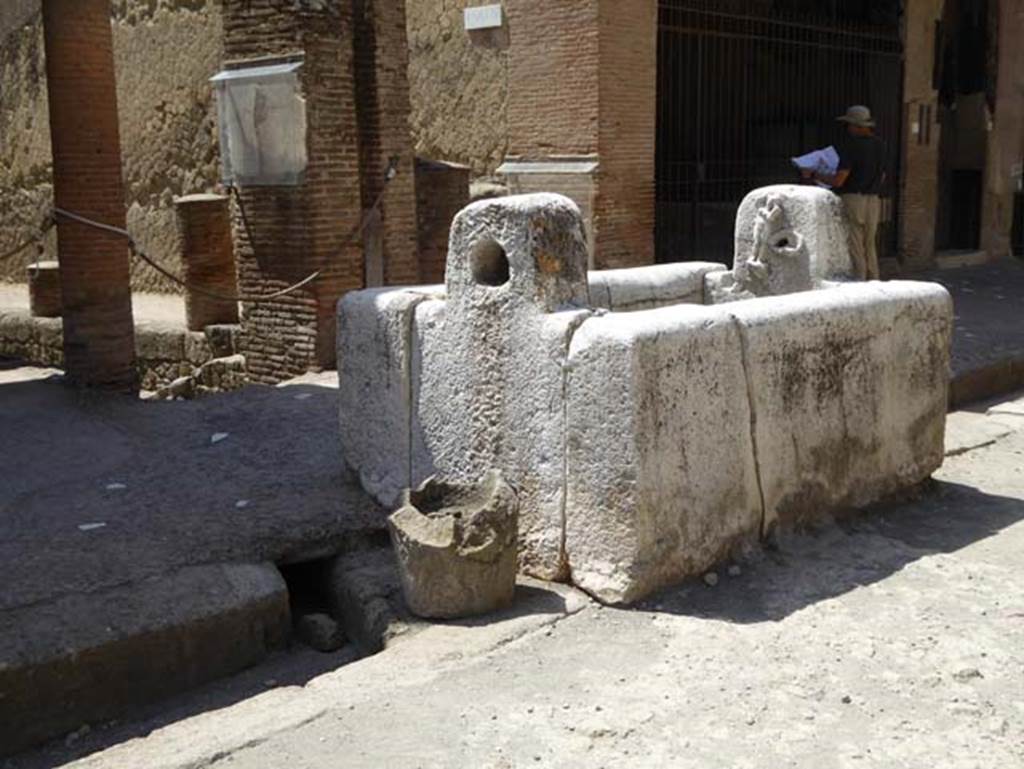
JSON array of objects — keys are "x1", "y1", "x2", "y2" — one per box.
[{"x1": 841, "y1": 193, "x2": 882, "y2": 280}]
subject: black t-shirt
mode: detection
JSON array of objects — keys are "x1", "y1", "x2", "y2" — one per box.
[{"x1": 837, "y1": 134, "x2": 887, "y2": 195}]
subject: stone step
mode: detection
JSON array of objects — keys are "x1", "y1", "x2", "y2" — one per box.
[
  {"x1": 323, "y1": 547, "x2": 427, "y2": 655},
  {"x1": 0, "y1": 563, "x2": 289, "y2": 758}
]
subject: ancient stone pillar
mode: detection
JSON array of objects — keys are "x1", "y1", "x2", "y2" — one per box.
[
  {"x1": 981, "y1": 0, "x2": 1024, "y2": 258},
  {"x1": 175, "y1": 194, "x2": 239, "y2": 331},
  {"x1": 42, "y1": 0, "x2": 137, "y2": 390}
]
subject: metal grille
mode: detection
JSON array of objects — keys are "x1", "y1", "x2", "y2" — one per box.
[{"x1": 656, "y1": 0, "x2": 904, "y2": 264}]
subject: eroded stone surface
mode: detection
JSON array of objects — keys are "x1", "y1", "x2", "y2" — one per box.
[
  {"x1": 707, "y1": 185, "x2": 855, "y2": 304},
  {"x1": 336, "y1": 286, "x2": 442, "y2": 507},
  {"x1": 564, "y1": 305, "x2": 763, "y2": 604},
  {"x1": 389, "y1": 471, "x2": 518, "y2": 619},
  {"x1": 337, "y1": 191, "x2": 952, "y2": 606},
  {"x1": 412, "y1": 194, "x2": 591, "y2": 579},
  {"x1": 588, "y1": 262, "x2": 725, "y2": 311},
  {"x1": 728, "y1": 282, "x2": 952, "y2": 531}
]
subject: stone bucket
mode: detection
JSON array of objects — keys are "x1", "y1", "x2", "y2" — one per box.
[{"x1": 388, "y1": 470, "x2": 518, "y2": 619}]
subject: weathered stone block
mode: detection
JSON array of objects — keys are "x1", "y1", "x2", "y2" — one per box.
[
  {"x1": 337, "y1": 286, "x2": 442, "y2": 507},
  {"x1": 183, "y1": 331, "x2": 213, "y2": 365},
  {"x1": 564, "y1": 305, "x2": 763, "y2": 604},
  {"x1": 135, "y1": 327, "x2": 185, "y2": 362},
  {"x1": 389, "y1": 470, "x2": 518, "y2": 619},
  {"x1": 27, "y1": 261, "x2": 62, "y2": 318},
  {"x1": 588, "y1": 261, "x2": 725, "y2": 311},
  {"x1": 707, "y1": 185, "x2": 855, "y2": 304},
  {"x1": 411, "y1": 194, "x2": 591, "y2": 579},
  {"x1": 725, "y1": 281, "x2": 952, "y2": 531},
  {"x1": 295, "y1": 613, "x2": 346, "y2": 653}
]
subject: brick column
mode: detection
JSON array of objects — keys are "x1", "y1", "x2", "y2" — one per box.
[
  {"x1": 175, "y1": 194, "x2": 239, "y2": 331},
  {"x1": 353, "y1": 0, "x2": 421, "y2": 285},
  {"x1": 222, "y1": 0, "x2": 364, "y2": 382},
  {"x1": 42, "y1": 0, "x2": 137, "y2": 390},
  {"x1": 504, "y1": 0, "x2": 656, "y2": 269}
]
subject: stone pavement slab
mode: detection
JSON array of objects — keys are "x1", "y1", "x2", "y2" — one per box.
[
  {"x1": 1, "y1": 563, "x2": 289, "y2": 755},
  {"x1": 0, "y1": 362, "x2": 384, "y2": 755},
  {"x1": 15, "y1": 392, "x2": 1024, "y2": 769},
  {"x1": 0, "y1": 363, "x2": 381, "y2": 613},
  {"x1": 922, "y1": 258, "x2": 1024, "y2": 405}
]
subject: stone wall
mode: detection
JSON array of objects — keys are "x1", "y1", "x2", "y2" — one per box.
[
  {"x1": 0, "y1": 0, "x2": 223, "y2": 293},
  {"x1": 0, "y1": 306, "x2": 243, "y2": 392},
  {"x1": 405, "y1": 0, "x2": 509, "y2": 175}
]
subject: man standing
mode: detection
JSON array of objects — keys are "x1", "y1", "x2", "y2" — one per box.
[{"x1": 807, "y1": 105, "x2": 888, "y2": 280}]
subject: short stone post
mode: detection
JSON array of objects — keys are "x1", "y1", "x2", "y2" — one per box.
[
  {"x1": 27, "y1": 261, "x2": 62, "y2": 318},
  {"x1": 388, "y1": 470, "x2": 519, "y2": 619},
  {"x1": 174, "y1": 194, "x2": 239, "y2": 332}
]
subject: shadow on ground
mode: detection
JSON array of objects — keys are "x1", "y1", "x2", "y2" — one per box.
[
  {"x1": 638, "y1": 480, "x2": 1024, "y2": 623},
  {"x1": 4, "y1": 644, "x2": 360, "y2": 769}
]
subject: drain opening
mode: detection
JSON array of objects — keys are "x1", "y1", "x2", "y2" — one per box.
[{"x1": 278, "y1": 558, "x2": 348, "y2": 653}]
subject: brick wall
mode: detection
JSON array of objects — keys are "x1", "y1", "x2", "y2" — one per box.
[
  {"x1": 595, "y1": 0, "x2": 656, "y2": 268},
  {"x1": 415, "y1": 158, "x2": 469, "y2": 283},
  {"x1": 506, "y1": 1, "x2": 600, "y2": 157},
  {"x1": 222, "y1": 0, "x2": 364, "y2": 382},
  {"x1": 900, "y1": 0, "x2": 943, "y2": 269},
  {"x1": 353, "y1": 0, "x2": 421, "y2": 285},
  {"x1": 504, "y1": 0, "x2": 654, "y2": 269},
  {"x1": 42, "y1": 0, "x2": 137, "y2": 390}
]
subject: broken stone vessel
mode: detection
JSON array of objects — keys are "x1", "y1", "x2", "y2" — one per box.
[
  {"x1": 388, "y1": 470, "x2": 518, "y2": 619},
  {"x1": 339, "y1": 187, "x2": 953, "y2": 605}
]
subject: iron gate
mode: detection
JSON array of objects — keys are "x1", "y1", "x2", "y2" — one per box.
[{"x1": 656, "y1": 0, "x2": 904, "y2": 264}]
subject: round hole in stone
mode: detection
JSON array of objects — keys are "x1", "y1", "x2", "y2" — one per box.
[{"x1": 470, "y1": 238, "x2": 510, "y2": 287}]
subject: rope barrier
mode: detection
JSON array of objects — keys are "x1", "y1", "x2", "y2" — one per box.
[
  {"x1": 0, "y1": 217, "x2": 54, "y2": 264},
  {"x1": 49, "y1": 156, "x2": 400, "y2": 306}
]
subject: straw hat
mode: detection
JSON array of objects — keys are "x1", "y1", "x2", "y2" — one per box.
[{"x1": 837, "y1": 105, "x2": 876, "y2": 128}]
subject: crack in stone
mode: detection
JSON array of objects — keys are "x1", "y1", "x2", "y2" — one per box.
[
  {"x1": 557, "y1": 310, "x2": 594, "y2": 581},
  {"x1": 401, "y1": 293, "x2": 433, "y2": 492},
  {"x1": 730, "y1": 312, "x2": 769, "y2": 538}
]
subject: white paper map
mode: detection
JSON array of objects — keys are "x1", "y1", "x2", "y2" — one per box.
[{"x1": 791, "y1": 146, "x2": 840, "y2": 187}]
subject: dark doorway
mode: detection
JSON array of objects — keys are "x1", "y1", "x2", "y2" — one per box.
[
  {"x1": 935, "y1": 0, "x2": 996, "y2": 252},
  {"x1": 656, "y1": 0, "x2": 904, "y2": 264}
]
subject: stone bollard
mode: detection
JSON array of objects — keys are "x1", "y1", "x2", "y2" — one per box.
[
  {"x1": 388, "y1": 470, "x2": 518, "y2": 619},
  {"x1": 27, "y1": 261, "x2": 62, "y2": 317},
  {"x1": 174, "y1": 194, "x2": 239, "y2": 331}
]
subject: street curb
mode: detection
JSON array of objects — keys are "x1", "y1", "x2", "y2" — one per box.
[
  {"x1": 0, "y1": 563, "x2": 289, "y2": 758},
  {"x1": 950, "y1": 357, "x2": 1024, "y2": 410}
]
